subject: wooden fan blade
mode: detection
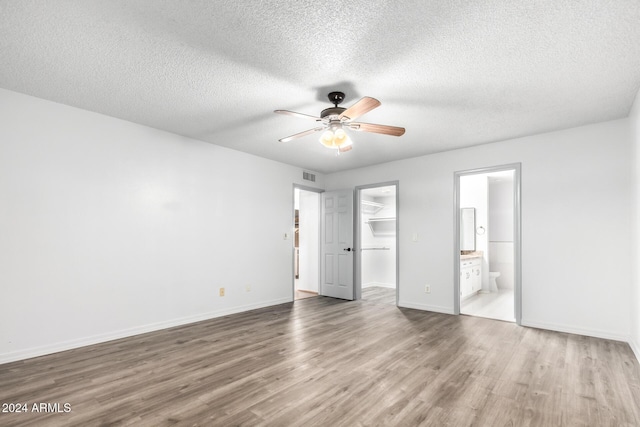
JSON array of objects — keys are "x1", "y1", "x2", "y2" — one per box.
[
  {"x1": 274, "y1": 110, "x2": 322, "y2": 121},
  {"x1": 338, "y1": 97, "x2": 381, "y2": 120},
  {"x1": 339, "y1": 144, "x2": 353, "y2": 153},
  {"x1": 279, "y1": 127, "x2": 324, "y2": 143},
  {"x1": 348, "y1": 122, "x2": 405, "y2": 136}
]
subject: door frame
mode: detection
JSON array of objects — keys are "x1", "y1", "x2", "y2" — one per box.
[
  {"x1": 453, "y1": 164, "x2": 522, "y2": 325},
  {"x1": 355, "y1": 181, "x2": 400, "y2": 305},
  {"x1": 292, "y1": 184, "x2": 323, "y2": 301}
]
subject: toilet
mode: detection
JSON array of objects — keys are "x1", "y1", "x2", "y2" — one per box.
[{"x1": 489, "y1": 272, "x2": 500, "y2": 292}]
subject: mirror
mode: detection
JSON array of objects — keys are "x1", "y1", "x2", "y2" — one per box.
[{"x1": 460, "y1": 207, "x2": 476, "y2": 252}]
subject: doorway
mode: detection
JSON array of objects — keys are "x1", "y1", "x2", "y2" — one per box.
[
  {"x1": 454, "y1": 165, "x2": 521, "y2": 324},
  {"x1": 293, "y1": 186, "x2": 321, "y2": 301},
  {"x1": 356, "y1": 182, "x2": 399, "y2": 306}
]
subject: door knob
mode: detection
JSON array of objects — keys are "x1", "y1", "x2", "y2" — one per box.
[{"x1": 343, "y1": 248, "x2": 352, "y2": 251}]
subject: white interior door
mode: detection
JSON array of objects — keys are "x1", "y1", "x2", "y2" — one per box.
[{"x1": 321, "y1": 189, "x2": 354, "y2": 300}]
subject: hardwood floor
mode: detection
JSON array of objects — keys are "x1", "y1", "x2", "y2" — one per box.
[
  {"x1": 1, "y1": 296, "x2": 639, "y2": 426},
  {"x1": 362, "y1": 285, "x2": 396, "y2": 305}
]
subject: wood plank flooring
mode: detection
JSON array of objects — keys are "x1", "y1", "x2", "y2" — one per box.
[
  {"x1": 1, "y1": 295, "x2": 640, "y2": 426},
  {"x1": 362, "y1": 286, "x2": 396, "y2": 305}
]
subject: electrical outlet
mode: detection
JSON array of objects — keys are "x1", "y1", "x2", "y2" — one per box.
[
  {"x1": 425, "y1": 285, "x2": 431, "y2": 294},
  {"x1": 245, "y1": 285, "x2": 251, "y2": 292},
  {"x1": 219, "y1": 287, "x2": 225, "y2": 297}
]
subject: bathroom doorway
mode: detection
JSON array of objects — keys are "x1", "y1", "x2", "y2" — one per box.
[
  {"x1": 293, "y1": 186, "x2": 321, "y2": 301},
  {"x1": 356, "y1": 182, "x2": 399, "y2": 306},
  {"x1": 454, "y1": 165, "x2": 521, "y2": 324}
]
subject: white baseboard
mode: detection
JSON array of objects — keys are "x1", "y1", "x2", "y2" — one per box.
[
  {"x1": 398, "y1": 301, "x2": 455, "y2": 315},
  {"x1": 520, "y1": 318, "x2": 630, "y2": 343},
  {"x1": 362, "y1": 282, "x2": 396, "y2": 289},
  {"x1": 0, "y1": 297, "x2": 291, "y2": 365},
  {"x1": 5, "y1": 300, "x2": 637, "y2": 366}
]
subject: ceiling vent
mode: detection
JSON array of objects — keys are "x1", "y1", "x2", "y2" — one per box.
[{"x1": 303, "y1": 171, "x2": 316, "y2": 182}]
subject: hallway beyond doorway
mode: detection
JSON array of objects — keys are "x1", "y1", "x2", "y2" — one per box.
[
  {"x1": 293, "y1": 186, "x2": 320, "y2": 301},
  {"x1": 295, "y1": 288, "x2": 317, "y2": 300}
]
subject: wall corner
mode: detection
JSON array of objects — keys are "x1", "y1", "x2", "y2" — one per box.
[{"x1": 630, "y1": 86, "x2": 640, "y2": 363}]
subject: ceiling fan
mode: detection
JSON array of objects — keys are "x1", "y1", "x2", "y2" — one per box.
[{"x1": 274, "y1": 91, "x2": 405, "y2": 153}]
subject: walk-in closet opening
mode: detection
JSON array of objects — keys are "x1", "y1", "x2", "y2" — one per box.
[{"x1": 357, "y1": 183, "x2": 398, "y2": 306}]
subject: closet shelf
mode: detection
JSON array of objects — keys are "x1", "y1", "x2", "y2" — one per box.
[
  {"x1": 361, "y1": 200, "x2": 384, "y2": 215},
  {"x1": 365, "y1": 217, "x2": 396, "y2": 236}
]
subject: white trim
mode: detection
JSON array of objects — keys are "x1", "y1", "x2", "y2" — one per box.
[
  {"x1": 461, "y1": 290, "x2": 481, "y2": 302},
  {"x1": 0, "y1": 297, "x2": 291, "y2": 365},
  {"x1": 520, "y1": 319, "x2": 630, "y2": 343},
  {"x1": 399, "y1": 301, "x2": 455, "y2": 315}
]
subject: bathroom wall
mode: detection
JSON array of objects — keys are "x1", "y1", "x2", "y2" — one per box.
[
  {"x1": 460, "y1": 175, "x2": 489, "y2": 290},
  {"x1": 361, "y1": 194, "x2": 396, "y2": 288},
  {"x1": 488, "y1": 177, "x2": 514, "y2": 290}
]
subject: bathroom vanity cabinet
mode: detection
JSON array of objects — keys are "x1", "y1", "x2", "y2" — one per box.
[{"x1": 460, "y1": 257, "x2": 482, "y2": 299}]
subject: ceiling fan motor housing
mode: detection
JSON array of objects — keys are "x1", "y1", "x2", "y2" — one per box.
[
  {"x1": 321, "y1": 106, "x2": 346, "y2": 119},
  {"x1": 327, "y1": 91, "x2": 345, "y2": 106},
  {"x1": 322, "y1": 91, "x2": 347, "y2": 118}
]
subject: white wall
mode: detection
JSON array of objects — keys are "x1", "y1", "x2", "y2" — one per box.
[
  {"x1": 488, "y1": 178, "x2": 514, "y2": 290},
  {"x1": 326, "y1": 119, "x2": 633, "y2": 341},
  {"x1": 488, "y1": 179, "x2": 514, "y2": 242},
  {"x1": 0, "y1": 88, "x2": 324, "y2": 363},
  {"x1": 631, "y1": 88, "x2": 640, "y2": 361}
]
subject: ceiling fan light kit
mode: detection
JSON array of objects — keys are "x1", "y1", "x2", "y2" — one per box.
[
  {"x1": 320, "y1": 128, "x2": 351, "y2": 149},
  {"x1": 275, "y1": 91, "x2": 405, "y2": 154}
]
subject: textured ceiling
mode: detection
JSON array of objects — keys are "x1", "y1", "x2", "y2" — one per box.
[{"x1": 1, "y1": 1, "x2": 639, "y2": 173}]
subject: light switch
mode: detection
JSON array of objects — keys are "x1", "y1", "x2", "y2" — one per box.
[{"x1": 412, "y1": 233, "x2": 419, "y2": 242}]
